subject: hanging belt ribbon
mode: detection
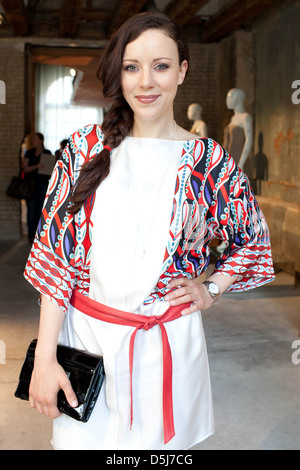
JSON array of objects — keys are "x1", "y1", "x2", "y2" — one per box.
[{"x1": 70, "y1": 289, "x2": 189, "y2": 444}]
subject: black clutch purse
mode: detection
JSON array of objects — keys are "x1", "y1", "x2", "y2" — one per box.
[{"x1": 15, "y1": 339, "x2": 105, "y2": 423}]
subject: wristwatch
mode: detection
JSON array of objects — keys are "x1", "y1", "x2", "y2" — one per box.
[{"x1": 203, "y1": 281, "x2": 220, "y2": 301}]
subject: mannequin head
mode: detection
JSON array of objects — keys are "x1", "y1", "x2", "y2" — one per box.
[
  {"x1": 187, "y1": 103, "x2": 202, "y2": 121},
  {"x1": 226, "y1": 88, "x2": 245, "y2": 110}
]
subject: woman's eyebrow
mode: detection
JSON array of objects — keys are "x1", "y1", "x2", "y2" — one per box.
[
  {"x1": 153, "y1": 57, "x2": 173, "y2": 61},
  {"x1": 122, "y1": 57, "x2": 173, "y2": 62}
]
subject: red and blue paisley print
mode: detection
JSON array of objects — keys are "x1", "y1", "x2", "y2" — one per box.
[{"x1": 24, "y1": 125, "x2": 275, "y2": 312}]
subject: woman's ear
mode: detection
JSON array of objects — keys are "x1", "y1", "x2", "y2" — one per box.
[{"x1": 178, "y1": 60, "x2": 188, "y2": 85}]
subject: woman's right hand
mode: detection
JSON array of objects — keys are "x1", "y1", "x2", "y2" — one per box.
[{"x1": 29, "y1": 358, "x2": 78, "y2": 419}]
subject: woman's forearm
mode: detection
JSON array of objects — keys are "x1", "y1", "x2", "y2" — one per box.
[
  {"x1": 23, "y1": 163, "x2": 39, "y2": 173},
  {"x1": 34, "y1": 295, "x2": 65, "y2": 362},
  {"x1": 166, "y1": 272, "x2": 238, "y2": 316},
  {"x1": 207, "y1": 272, "x2": 238, "y2": 295},
  {"x1": 29, "y1": 295, "x2": 78, "y2": 416}
]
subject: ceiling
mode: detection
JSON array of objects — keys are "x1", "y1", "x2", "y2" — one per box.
[{"x1": 0, "y1": 0, "x2": 283, "y2": 107}]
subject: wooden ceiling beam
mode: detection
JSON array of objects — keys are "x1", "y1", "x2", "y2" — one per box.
[
  {"x1": 30, "y1": 46, "x2": 102, "y2": 64},
  {"x1": 32, "y1": 9, "x2": 111, "y2": 22},
  {"x1": 163, "y1": 0, "x2": 186, "y2": 19},
  {"x1": 59, "y1": 0, "x2": 83, "y2": 38},
  {"x1": 107, "y1": 0, "x2": 148, "y2": 37},
  {"x1": 200, "y1": 0, "x2": 288, "y2": 42},
  {"x1": 163, "y1": 0, "x2": 210, "y2": 25},
  {"x1": 1, "y1": 0, "x2": 29, "y2": 36}
]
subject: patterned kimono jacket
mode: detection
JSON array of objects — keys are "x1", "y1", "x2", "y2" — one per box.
[{"x1": 24, "y1": 124, "x2": 275, "y2": 311}]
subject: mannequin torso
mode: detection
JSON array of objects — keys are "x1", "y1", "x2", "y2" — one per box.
[{"x1": 224, "y1": 89, "x2": 253, "y2": 171}]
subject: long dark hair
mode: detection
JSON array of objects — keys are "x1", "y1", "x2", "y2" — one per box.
[{"x1": 68, "y1": 11, "x2": 189, "y2": 214}]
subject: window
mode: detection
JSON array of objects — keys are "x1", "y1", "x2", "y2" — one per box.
[{"x1": 35, "y1": 64, "x2": 103, "y2": 154}]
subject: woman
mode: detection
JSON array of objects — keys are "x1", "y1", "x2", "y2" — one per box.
[
  {"x1": 24, "y1": 12, "x2": 275, "y2": 450},
  {"x1": 22, "y1": 132, "x2": 52, "y2": 242}
]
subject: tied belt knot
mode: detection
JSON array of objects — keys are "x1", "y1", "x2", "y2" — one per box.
[
  {"x1": 70, "y1": 289, "x2": 190, "y2": 444},
  {"x1": 142, "y1": 316, "x2": 159, "y2": 330}
]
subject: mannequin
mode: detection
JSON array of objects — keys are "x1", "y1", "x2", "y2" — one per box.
[
  {"x1": 217, "y1": 89, "x2": 253, "y2": 255},
  {"x1": 187, "y1": 103, "x2": 207, "y2": 138},
  {"x1": 223, "y1": 88, "x2": 253, "y2": 172}
]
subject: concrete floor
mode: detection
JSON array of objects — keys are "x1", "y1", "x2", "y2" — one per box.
[{"x1": 0, "y1": 238, "x2": 299, "y2": 450}]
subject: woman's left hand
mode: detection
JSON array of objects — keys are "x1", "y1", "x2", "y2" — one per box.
[{"x1": 165, "y1": 278, "x2": 214, "y2": 316}]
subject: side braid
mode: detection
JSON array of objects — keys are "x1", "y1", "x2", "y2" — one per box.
[{"x1": 68, "y1": 98, "x2": 133, "y2": 214}]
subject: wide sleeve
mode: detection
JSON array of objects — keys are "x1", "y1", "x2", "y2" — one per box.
[
  {"x1": 208, "y1": 146, "x2": 275, "y2": 292},
  {"x1": 24, "y1": 138, "x2": 77, "y2": 313}
]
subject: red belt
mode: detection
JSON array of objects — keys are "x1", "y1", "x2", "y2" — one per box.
[{"x1": 70, "y1": 290, "x2": 189, "y2": 444}]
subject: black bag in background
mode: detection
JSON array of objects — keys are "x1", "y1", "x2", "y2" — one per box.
[
  {"x1": 6, "y1": 175, "x2": 35, "y2": 200},
  {"x1": 15, "y1": 339, "x2": 105, "y2": 423}
]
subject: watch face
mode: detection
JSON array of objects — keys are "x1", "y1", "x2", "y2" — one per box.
[
  {"x1": 210, "y1": 284, "x2": 219, "y2": 294},
  {"x1": 208, "y1": 282, "x2": 220, "y2": 295}
]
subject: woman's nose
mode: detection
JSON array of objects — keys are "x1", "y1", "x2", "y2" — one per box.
[{"x1": 139, "y1": 67, "x2": 154, "y2": 88}]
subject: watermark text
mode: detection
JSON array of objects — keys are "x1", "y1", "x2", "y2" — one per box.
[
  {"x1": 291, "y1": 80, "x2": 300, "y2": 104},
  {"x1": 291, "y1": 339, "x2": 300, "y2": 365}
]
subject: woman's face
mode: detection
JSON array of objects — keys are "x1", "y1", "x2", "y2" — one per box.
[
  {"x1": 121, "y1": 29, "x2": 188, "y2": 123},
  {"x1": 33, "y1": 134, "x2": 42, "y2": 147}
]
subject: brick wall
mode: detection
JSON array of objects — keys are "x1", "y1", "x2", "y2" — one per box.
[{"x1": 0, "y1": 39, "x2": 26, "y2": 240}]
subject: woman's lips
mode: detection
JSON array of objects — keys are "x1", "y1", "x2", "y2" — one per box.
[{"x1": 135, "y1": 95, "x2": 160, "y2": 104}]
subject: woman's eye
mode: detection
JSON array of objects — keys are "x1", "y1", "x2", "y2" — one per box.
[
  {"x1": 124, "y1": 64, "x2": 138, "y2": 72},
  {"x1": 155, "y1": 63, "x2": 169, "y2": 71}
]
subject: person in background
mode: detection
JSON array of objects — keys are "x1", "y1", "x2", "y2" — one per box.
[
  {"x1": 55, "y1": 139, "x2": 68, "y2": 162},
  {"x1": 24, "y1": 12, "x2": 275, "y2": 450},
  {"x1": 22, "y1": 132, "x2": 52, "y2": 243}
]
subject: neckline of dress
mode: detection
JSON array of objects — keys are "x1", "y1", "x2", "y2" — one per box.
[{"x1": 126, "y1": 135, "x2": 200, "y2": 143}]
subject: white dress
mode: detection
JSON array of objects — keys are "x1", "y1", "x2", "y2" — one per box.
[{"x1": 52, "y1": 137, "x2": 214, "y2": 450}]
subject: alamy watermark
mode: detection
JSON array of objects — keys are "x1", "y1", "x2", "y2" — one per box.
[
  {"x1": 0, "y1": 80, "x2": 5, "y2": 104},
  {"x1": 0, "y1": 340, "x2": 5, "y2": 364},
  {"x1": 291, "y1": 80, "x2": 300, "y2": 104},
  {"x1": 291, "y1": 340, "x2": 300, "y2": 365},
  {"x1": 182, "y1": 203, "x2": 206, "y2": 252}
]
